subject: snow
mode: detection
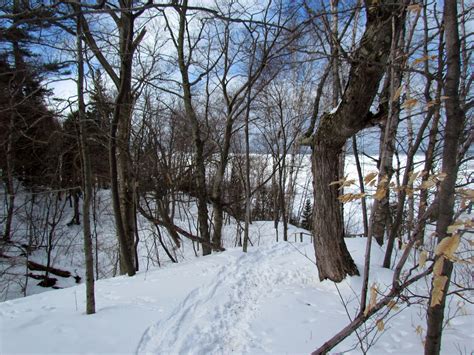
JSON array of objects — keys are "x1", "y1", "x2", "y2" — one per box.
[
  {"x1": 1, "y1": 223, "x2": 473, "y2": 354},
  {"x1": 1, "y1": 154, "x2": 473, "y2": 354}
]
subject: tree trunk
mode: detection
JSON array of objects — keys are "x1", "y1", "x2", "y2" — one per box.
[
  {"x1": 370, "y1": 20, "x2": 404, "y2": 246},
  {"x1": 3, "y1": 110, "x2": 15, "y2": 241},
  {"x1": 418, "y1": 12, "x2": 444, "y2": 244},
  {"x1": 425, "y1": 1, "x2": 464, "y2": 353},
  {"x1": 211, "y1": 117, "x2": 233, "y2": 249},
  {"x1": 312, "y1": 144, "x2": 359, "y2": 281},
  {"x1": 109, "y1": 2, "x2": 137, "y2": 276},
  {"x1": 175, "y1": 1, "x2": 211, "y2": 256},
  {"x1": 77, "y1": 10, "x2": 95, "y2": 314},
  {"x1": 304, "y1": 0, "x2": 403, "y2": 282}
]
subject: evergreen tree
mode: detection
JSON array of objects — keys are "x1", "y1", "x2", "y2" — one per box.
[{"x1": 301, "y1": 199, "x2": 313, "y2": 231}]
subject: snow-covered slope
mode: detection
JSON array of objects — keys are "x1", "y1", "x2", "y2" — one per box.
[{"x1": 1, "y1": 225, "x2": 472, "y2": 354}]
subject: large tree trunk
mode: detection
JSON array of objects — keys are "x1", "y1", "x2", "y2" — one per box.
[
  {"x1": 425, "y1": 1, "x2": 464, "y2": 353},
  {"x1": 312, "y1": 144, "x2": 358, "y2": 281},
  {"x1": 304, "y1": 0, "x2": 403, "y2": 282}
]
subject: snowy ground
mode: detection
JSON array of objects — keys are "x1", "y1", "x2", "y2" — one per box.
[
  {"x1": 1, "y1": 223, "x2": 473, "y2": 354},
  {"x1": 1, "y1": 154, "x2": 473, "y2": 354}
]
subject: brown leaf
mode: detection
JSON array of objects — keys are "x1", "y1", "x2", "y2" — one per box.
[
  {"x1": 364, "y1": 284, "x2": 378, "y2": 316},
  {"x1": 407, "y1": 4, "x2": 422, "y2": 12},
  {"x1": 447, "y1": 221, "x2": 464, "y2": 234},
  {"x1": 376, "y1": 319, "x2": 384, "y2": 331},
  {"x1": 392, "y1": 86, "x2": 403, "y2": 102},
  {"x1": 338, "y1": 193, "x2": 367, "y2": 203},
  {"x1": 402, "y1": 98, "x2": 418, "y2": 109},
  {"x1": 412, "y1": 55, "x2": 430, "y2": 65},
  {"x1": 329, "y1": 177, "x2": 354, "y2": 188},
  {"x1": 387, "y1": 300, "x2": 399, "y2": 310},
  {"x1": 421, "y1": 177, "x2": 437, "y2": 189},
  {"x1": 408, "y1": 171, "x2": 420, "y2": 185},
  {"x1": 430, "y1": 275, "x2": 448, "y2": 307},
  {"x1": 373, "y1": 186, "x2": 387, "y2": 201},
  {"x1": 419, "y1": 251, "x2": 428, "y2": 268},
  {"x1": 364, "y1": 172, "x2": 378, "y2": 185},
  {"x1": 435, "y1": 234, "x2": 461, "y2": 259},
  {"x1": 433, "y1": 257, "x2": 444, "y2": 276}
]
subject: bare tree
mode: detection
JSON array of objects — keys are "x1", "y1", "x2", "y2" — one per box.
[
  {"x1": 76, "y1": 3, "x2": 95, "y2": 314},
  {"x1": 73, "y1": 0, "x2": 150, "y2": 276}
]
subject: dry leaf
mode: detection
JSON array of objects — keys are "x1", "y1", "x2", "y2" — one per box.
[
  {"x1": 426, "y1": 99, "x2": 439, "y2": 109},
  {"x1": 419, "y1": 250, "x2": 428, "y2": 268},
  {"x1": 421, "y1": 177, "x2": 437, "y2": 189},
  {"x1": 365, "y1": 284, "x2": 378, "y2": 316},
  {"x1": 430, "y1": 275, "x2": 448, "y2": 307},
  {"x1": 387, "y1": 300, "x2": 399, "y2": 310},
  {"x1": 338, "y1": 193, "x2": 367, "y2": 203},
  {"x1": 408, "y1": 171, "x2": 420, "y2": 185},
  {"x1": 373, "y1": 186, "x2": 386, "y2": 201},
  {"x1": 447, "y1": 221, "x2": 464, "y2": 234},
  {"x1": 407, "y1": 3, "x2": 422, "y2": 12},
  {"x1": 402, "y1": 98, "x2": 418, "y2": 109},
  {"x1": 329, "y1": 177, "x2": 355, "y2": 189},
  {"x1": 415, "y1": 325, "x2": 423, "y2": 335},
  {"x1": 376, "y1": 319, "x2": 385, "y2": 331},
  {"x1": 435, "y1": 234, "x2": 461, "y2": 259},
  {"x1": 412, "y1": 55, "x2": 430, "y2": 65},
  {"x1": 364, "y1": 172, "x2": 378, "y2": 185},
  {"x1": 392, "y1": 86, "x2": 403, "y2": 101},
  {"x1": 433, "y1": 257, "x2": 444, "y2": 276},
  {"x1": 373, "y1": 176, "x2": 388, "y2": 201}
]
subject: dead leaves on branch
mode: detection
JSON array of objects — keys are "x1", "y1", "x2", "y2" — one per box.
[
  {"x1": 331, "y1": 171, "x2": 458, "y2": 204},
  {"x1": 329, "y1": 176, "x2": 356, "y2": 189},
  {"x1": 430, "y1": 234, "x2": 464, "y2": 308}
]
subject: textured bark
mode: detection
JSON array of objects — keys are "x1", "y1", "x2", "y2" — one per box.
[
  {"x1": 308, "y1": 0, "x2": 403, "y2": 282},
  {"x1": 312, "y1": 144, "x2": 359, "y2": 282},
  {"x1": 425, "y1": 1, "x2": 464, "y2": 353}
]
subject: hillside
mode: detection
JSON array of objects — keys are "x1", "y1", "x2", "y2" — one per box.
[{"x1": 1, "y1": 221, "x2": 473, "y2": 354}]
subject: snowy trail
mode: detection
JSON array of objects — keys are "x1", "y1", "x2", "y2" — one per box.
[{"x1": 136, "y1": 242, "x2": 314, "y2": 354}]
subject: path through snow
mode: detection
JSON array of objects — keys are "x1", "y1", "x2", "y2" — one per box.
[{"x1": 136, "y1": 242, "x2": 316, "y2": 354}]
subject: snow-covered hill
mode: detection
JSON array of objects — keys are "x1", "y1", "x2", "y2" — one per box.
[{"x1": 1, "y1": 224, "x2": 472, "y2": 354}]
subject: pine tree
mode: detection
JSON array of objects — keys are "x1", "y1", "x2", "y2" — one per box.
[{"x1": 301, "y1": 199, "x2": 313, "y2": 231}]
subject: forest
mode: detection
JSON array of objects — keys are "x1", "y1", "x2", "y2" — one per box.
[{"x1": 0, "y1": 0, "x2": 472, "y2": 354}]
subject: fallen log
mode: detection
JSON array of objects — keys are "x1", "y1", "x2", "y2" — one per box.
[{"x1": 27, "y1": 261, "x2": 71, "y2": 278}]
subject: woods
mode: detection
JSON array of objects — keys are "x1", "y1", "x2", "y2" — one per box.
[{"x1": 0, "y1": 0, "x2": 472, "y2": 353}]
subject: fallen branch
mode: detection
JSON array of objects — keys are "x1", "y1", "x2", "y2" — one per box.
[
  {"x1": 27, "y1": 261, "x2": 71, "y2": 278},
  {"x1": 312, "y1": 266, "x2": 433, "y2": 354},
  {"x1": 138, "y1": 206, "x2": 225, "y2": 252}
]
